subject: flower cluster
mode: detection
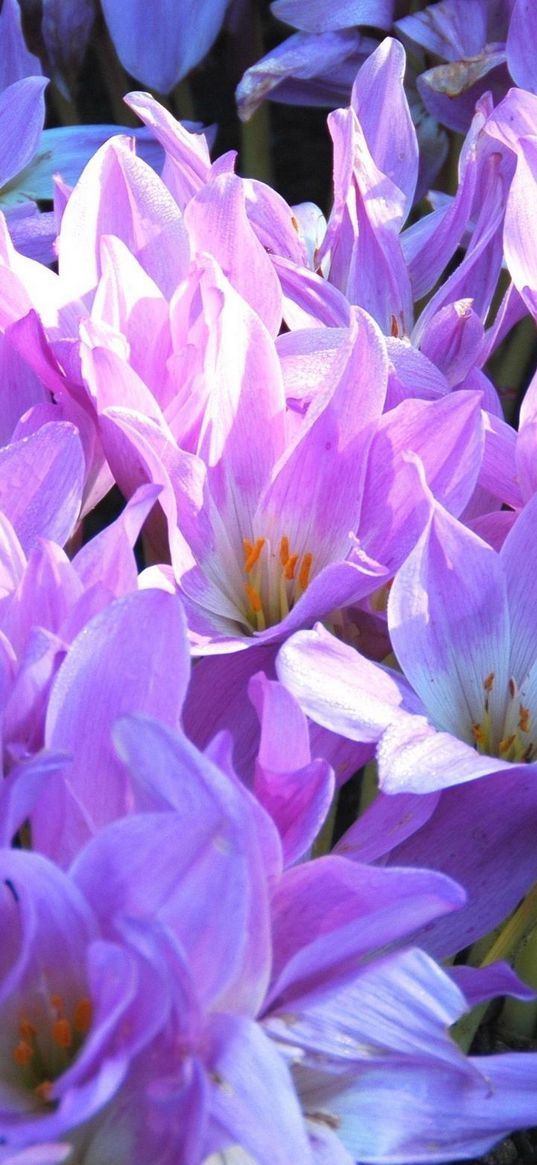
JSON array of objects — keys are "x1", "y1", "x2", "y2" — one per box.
[{"x1": 2, "y1": 2, "x2": 537, "y2": 1163}]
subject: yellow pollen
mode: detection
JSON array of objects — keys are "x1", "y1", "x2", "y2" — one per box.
[
  {"x1": 74, "y1": 997, "x2": 92, "y2": 1035},
  {"x1": 52, "y1": 1017, "x2": 72, "y2": 1049},
  {"x1": 519, "y1": 705, "x2": 530, "y2": 733},
  {"x1": 283, "y1": 553, "x2": 299, "y2": 581},
  {"x1": 13, "y1": 1040, "x2": 34, "y2": 1066},
  {"x1": 298, "y1": 552, "x2": 313, "y2": 591},
  {"x1": 483, "y1": 672, "x2": 495, "y2": 692},
  {"x1": 242, "y1": 537, "x2": 265, "y2": 574},
  {"x1": 279, "y1": 535, "x2": 290, "y2": 566}
]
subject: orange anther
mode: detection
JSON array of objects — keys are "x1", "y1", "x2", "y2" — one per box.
[
  {"x1": 279, "y1": 535, "x2": 290, "y2": 566},
  {"x1": 74, "y1": 997, "x2": 92, "y2": 1035},
  {"x1": 52, "y1": 1017, "x2": 72, "y2": 1049},
  {"x1": 519, "y1": 705, "x2": 530, "y2": 733},
  {"x1": 13, "y1": 1040, "x2": 34, "y2": 1066},
  {"x1": 19, "y1": 1019, "x2": 36, "y2": 1041},
  {"x1": 471, "y1": 723, "x2": 485, "y2": 745},
  {"x1": 283, "y1": 554, "x2": 299, "y2": 581},
  {"x1": 245, "y1": 582, "x2": 263, "y2": 613},
  {"x1": 50, "y1": 994, "x2": 63, "y2": 1013},
  {"x1": 243, "y1": 538, "x2": 265, "y2": 574},
  {"x1": 298, "y1": 552, "x2": 313, "y2": 591},
  {"x1": 483, "y1": 672, "x2": 495, "y2": 692},
  {"x1": 499, "y1": 734, "x2": 516, "y2": 755},
  {"x1": 35, "y1": 1080, "x2": 53, "y2": 1103}
]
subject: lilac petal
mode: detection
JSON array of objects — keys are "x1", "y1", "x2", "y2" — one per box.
[
  {"x1": 36, "y1": 591, "x2": 190, "y2": 862},
  {"x1": 204, "y1": 1014, "x2": 313, "y2": 1164},
  {"x1": 385, "y1": 766, "x2": 537, "y2": 957},
  {"x1": 267, "y1": 857, "x2": 464, "y2": 1010},
  {"x1": 501, "y1": 491, "x2": 537, "y2": 681},
  {"x1": 335, "y1": 788, "x2": 440, "y2": 864},
  {"x1": 418, "y1": 300, "x2": 484, "y2": 387},
  {"x1": 102, "y1": 0, "x2": 229, "y2": 92},
  {"x1": 272, "y1": 254, "x2": 351, "y2": 329},
  {"x1": 351, "y1": 38, "x2": 418, "y2": 213},
  {"x1": 395, "y1": 1, "x2": 491, "y2": 59},
  {"x1": 184, "y1": 174, "x2": 282, "y2": 336},
  {"x1": 57, "y1": 137, "x2": 189, "y2": 300},
  {"x1": 323, "y1": 106, "x2": 412, "y2": 335},
  {"x1": 250, "y1": 674, "x2": 334, "y2": 864},
  {"x1": 361, "y1": 392, "x2": 484, "y2": 573},
  {"x1": 0, "y1": 422, "x2": 84, "y2": 553},
  {"x1": 478, "y1": 411, "x2": 521, "y2": 509},
  {"x1": 506, "y1": 0, "x2": 537, "y2": 93},
  {"x1": 276, "y1": 624, "x2": 416, "y2": 745},
  {"x1": 125, "y1": 90, "x2": 210, "y2": 209},
  {"x1": 257, "y1": 309, "x2": 387, "y2": 563},
  {"x1": 388, "y1": 499, "x2": 510, "y2": 741},
  {"x1": 271, "y1": 0, "x2": 394, "y2": 32},
  {"x1": 378, "y1": 713, "x2": 513, "y2": 794},
  {"x1": 183, "y1": 644, "x2": 278, "y2": 782},
  {"x1": 501, "y1": 135, "x2": 537, "y2": 318},
  {"x1": 451, "y1": 962, "x2": 536, "y2": 1009},
  {"x1": 0, "y1": 76, "x2": 48, "y2": 190},
  {"x1": 72, "y1": 483, "x2": 161, "y2": 598},
  {"x1": 0, "y1": 751, "x2": 68, "y2": 853}
]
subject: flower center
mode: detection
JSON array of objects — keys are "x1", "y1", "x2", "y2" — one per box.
[
  {"x1": 472, "y1": 673, "x2": 535, "y2": 763},
  {"x1": 242, "y1": 535, "x2": 313, "y2": 631},
  {"x1": 12, "y1": 991, "x2": 92, "y2": 1107}
]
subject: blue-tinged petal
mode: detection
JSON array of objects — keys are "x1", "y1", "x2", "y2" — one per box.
[
  {"x1": 0, "y1": 0, "x2": 42, "y2": 90},
  {"x1": 204, "y1": 1015, "x2": 313, "y2": 1165},
  {"x1": 388, "y1": 501, "x2": 511, "y2": 743},
  {"x1": 0, "y1": 126, "x2": 164, "y2": 209},
  {"x1": 506, "y1": 0, "x2": 537, "y2": 94},
  {"x1": 236, "y1": 30, "x2": 367, "y2": 122},
  {"x1": 501, "y1": 492, "x2": 537, "y2": 682},
  {"x1": 267, "y1": 859, "x2": 464, "y2": 1010},
  {"x1": 378, "y1": 713, "x2": 513, "y2": 795},
  {"x1": 101, "y1": 0, "x2": 230, "y2": 92},
  {"x1": 271, "y1": 0, "x2": 394, "y2": 32},
  {"x1": 382, "y1": 767, "x2": 537, "y2": 956},
  {"x1": 0, "y1": 77, "x2": 47, "y2": 191}
]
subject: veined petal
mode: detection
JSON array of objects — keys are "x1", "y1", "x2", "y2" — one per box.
[
  {"x1": 276, "y1": 624, "x2": 420, "y2": 745},
  {"x1": 501, "y1": 491, "x2": 537, "y2": 682},
  {"x1": 388, "y1": 502, "x2": 510, "y2": 742}
]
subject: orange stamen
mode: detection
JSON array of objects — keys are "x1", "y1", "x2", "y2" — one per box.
[
  {"x1": 499, "y1": 734, "x2": 516, "y2": 755},
  {"x1": 483, "y1": 672, "x2": 495, "y2": 692},
  {"x1": 283, "y1": 554, "x2": 299, "y2": 581},
  {"x1": 52, "y1": 1018, "x2": 72, "y2": 1049},
  {"x1": 519, "y1": 705, "x2": 530, "y2": 733},
  {"x1": 243, "y1": 537, "x2": 265, "y2": 574},
  {"x1": 19, "y1": 1019, "x2": 36, "y2": 1040},
  {"x1": 35, "y1": 1080, "x2": 53, "y2": 1103},
  {"x1": 245, "y1": 582, "x2": 263, "y2": 613},
  {"x1": 298, "y1": 552, "x2": 313, "y2": 591},
  {"x1": 50, "y1": 994, "x2": 63, "y2": 1012},
  {"x1": 13, "y1": 1040, "x2": 34, "y2": 1066},
  {"x1": 279, "y1": 535, "x2": 290, "y2": 566},
  {"x1": 472, "y1": 723, "x2": 486, "y2": 746},
  {"x1": 74, "y1": 997, "x2": 92, "y2": 1035}
]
